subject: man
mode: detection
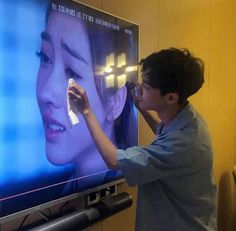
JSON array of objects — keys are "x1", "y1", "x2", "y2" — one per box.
[{"x1": 69, "y1": 48, "x2": 217, "y2": 231}]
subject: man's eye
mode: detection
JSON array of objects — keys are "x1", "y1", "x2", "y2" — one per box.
[
  {"x1": 66, "y1": 68, "x2": 82, "y2": 80},
  {"x1": 36, "y1": 51, "x2": 51, "y2": 64}
]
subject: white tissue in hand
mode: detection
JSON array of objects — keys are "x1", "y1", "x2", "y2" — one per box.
[{"x1": 67, "y1": 78, "x2": 79, "y2": 126}]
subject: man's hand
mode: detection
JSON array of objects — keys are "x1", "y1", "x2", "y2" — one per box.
[
  {"x1": 68, "y1": 81, "x2": 118, "y2": 169},
  {"x1": 126, "y1": 81, "x2": 160, "y2": 134},
  {"x1": 68, "y1": 82, "x2": 91, "y2": 116},
  {"x1": 126, "y1": 81, "x2": 140, "y2": 109}
]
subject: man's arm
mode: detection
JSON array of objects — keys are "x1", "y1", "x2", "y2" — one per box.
[
  {"x1": 138, "y1": 108, "x2": 160, "y2": 134},
  {"x1": 68, "y1": 83, "x2": 118, "y2": 169},
  {"x1": 83, "y1": 110, "x2": 118, "y2": 169}
]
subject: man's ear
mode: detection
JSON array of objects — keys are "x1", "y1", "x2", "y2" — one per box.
[
  {"x1": 166, "y1": 92, "x2": 179, "y2": 105},
  {"x1": 106, "y1": 87, "x2": 127, "y2": 121}
]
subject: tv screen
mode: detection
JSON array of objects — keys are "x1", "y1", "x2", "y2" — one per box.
[{"x1": 0, "y1": 0, "x2": 138, "y2": 220}]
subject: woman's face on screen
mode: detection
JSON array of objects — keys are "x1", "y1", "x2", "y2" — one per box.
[{"x1": 36, "y1": 11, "x2": 108, "y2": 168}]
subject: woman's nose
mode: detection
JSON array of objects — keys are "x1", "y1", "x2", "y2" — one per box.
[{"x1": 37, "y1": 70, "x2": 65, "y2": 108}]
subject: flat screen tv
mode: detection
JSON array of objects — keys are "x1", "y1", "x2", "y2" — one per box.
[{"x1": 0, "y1": 0, "x2": 138, "y2": 222}]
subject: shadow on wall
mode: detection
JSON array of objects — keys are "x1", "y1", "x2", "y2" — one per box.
[{"x1": 217, "y1": 171, "x2": 234, "y2": 231}]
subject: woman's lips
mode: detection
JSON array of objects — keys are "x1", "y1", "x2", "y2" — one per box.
[{"x1": 44, "y1": 115, "x2": 66, "y2": 141}]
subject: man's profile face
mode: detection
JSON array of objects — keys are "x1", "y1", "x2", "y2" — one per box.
[{"x1": 138, "y1": 70, "x2": 167, "y2": 112}]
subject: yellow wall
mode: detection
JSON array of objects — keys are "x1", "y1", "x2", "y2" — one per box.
[
  {"x1": 80, "y1": 0, "x2": 236, "y2": 231},
  {"x1": 158, "y1": 1, "x2": 236, "y2": 230}
]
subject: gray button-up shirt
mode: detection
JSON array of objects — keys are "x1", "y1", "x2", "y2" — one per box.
[{"x1": 117, "y1": 103, "x2": 217, "y2": 231}]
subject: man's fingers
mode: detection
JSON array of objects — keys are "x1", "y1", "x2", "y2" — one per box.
[
  {"x1": 69, "y1": 82, "x2": 85, "y2": 94},
  {"x1": 68, "y1": 91, "x2": 76, "y2": 101},
  {"x1": 68, "y1": 81, "x2": 87, "y2": 98}
]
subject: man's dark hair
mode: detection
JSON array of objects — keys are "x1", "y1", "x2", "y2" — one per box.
[{"x1": 140, "y1": 48, "x2": 204, "y2": 104}]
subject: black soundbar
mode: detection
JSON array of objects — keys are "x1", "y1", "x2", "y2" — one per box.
[{"x1": 27, "y1": 192, "x2": 132, "y2": 231}]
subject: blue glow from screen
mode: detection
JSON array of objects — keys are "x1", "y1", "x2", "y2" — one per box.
[
  {"x1": 0, "y1": 0, "x2": 70, "y2": 185},
  {"x1": 0, "y1": 0, "x2": 138, "y2": 219}
]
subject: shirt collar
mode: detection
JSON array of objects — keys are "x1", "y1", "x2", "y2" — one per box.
[{"x1": 156, "y1": 102, "x2": 197, "y2": 135}]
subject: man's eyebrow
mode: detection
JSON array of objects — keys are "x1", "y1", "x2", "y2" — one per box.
[
  {"x1": 61, "y1": 41, "x2": 88, "y2": 65},
  {"x1": 41, "y1": 31, "x2": 51, "y2": 42}
]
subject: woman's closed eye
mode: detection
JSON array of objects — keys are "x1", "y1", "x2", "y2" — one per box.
[
  {"x1": 36, "y1": 51, "x2": 52, "y2": 64},
  {"x1": 66, "y1": 68, "x2": 82, "y2": 80}
]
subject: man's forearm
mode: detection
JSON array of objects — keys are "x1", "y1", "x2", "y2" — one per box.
[
  {"x1": 139, "y1": 109, "x2": 160, "y2": 134},
  {"x1": 83, "y1": 110, "x2": 118, "y2": 169}
]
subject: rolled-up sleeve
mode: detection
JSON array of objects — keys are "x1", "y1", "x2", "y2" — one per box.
[
  {"x1": 117, "y1": 145, "x2": 172, "y2": 186},
  {"x1": 117, "y1": 130, "x2": 207, "y2": 186}
]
